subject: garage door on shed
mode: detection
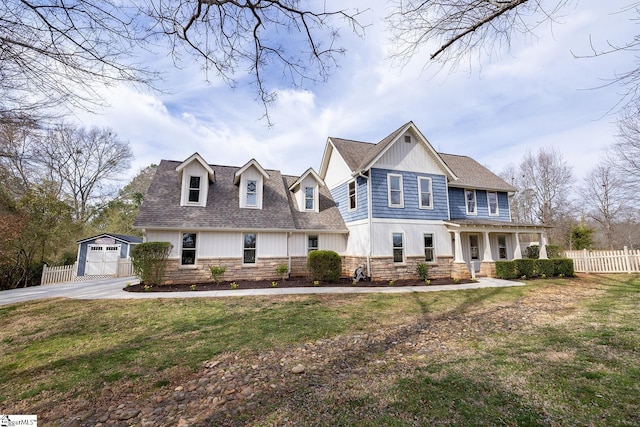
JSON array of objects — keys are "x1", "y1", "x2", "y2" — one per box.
[{"x1": 85, "y1": 244, "x2": 121, "y2": 275}]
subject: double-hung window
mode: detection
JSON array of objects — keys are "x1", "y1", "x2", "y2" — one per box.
[
  {"x1": 188, "y1": 176, "x2": 201, "y2": 203},
  {"x1": 308, "y1": 235, "x2": 318, "y2": 253},
  {"x1": 498, "y1": 235, "x2": 507, "y2": 259},
  {"x1": 465, "y1": 189, "x2": 477, "y2": 215},
  {"x1": 424, "y1": 233, "x2": 435, "y2": 262},
  {"x1": 246, "y1": 180, "x2": 257, "y2": 207},
  {"x1": 348, "y1": 180, "x2": 357, "y2": 211},
  {"x1": 243, "y1": 233, "x2": 257, "y2": 264},
  {"x1": 388, "y1": 174, "x2": 404, "y2": 207},
  {"x1": 181, "y1": 233, "x2": 197, "y2": 265},
  {"x1": 392, "y1": 233, "x2": 404, "y2": 263},
  {"x1": 488, "y1": 191, "x2": 499, "y2": 216},
  {"x1": 418, "y1": 177, "x2": 433, "y2": 209},
  {"x1": 304, "y1": 187, "x2": 314, "y2": 210}
]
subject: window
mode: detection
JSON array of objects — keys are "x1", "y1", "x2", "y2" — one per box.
[
  {"x1": 188, "y1": 176, "x2": 201, "y2": 203},
  {"x1": 304, "y1": 186, "x2": 314, "y2": 210},
  {"x1": 308, "y1": 235, "x2": 318, "y2": 253},
  {"x1": 393, "y1": 233, "x2": 404, "y2": 263},
  {"x1": 498, "y1": 235, "x2": 507, "y2": 260},
  {"x1": 181, "y1": 233, "x2": 196, "y2": 265},
  {"x1": 418, "y1": 177, "x2": 433, "y2": 209},
  {"x1": 404, "y1": 135, "x2": 411, "y2": 143},
  {"x1": 243, "y1": 233, "x2": 256, "y2": 264},
  {"x1": 348, "y1": 180, "x2": 357, "y2": 211},
  {"x1": 465, "y1": 189, "x2": 477, "y2": 215},
  {"x1": 488, "y1": 191, "x2": 499, "y2": 216},
  {"x1": 388, "y1": 174, "x2": 404, "y2": 207},
  {"x1": 246, "y1": 180, "x2": 257, "y2": 206},
  {"x1": 424, "y1": 233, "x2": 435, "y2": 262}
]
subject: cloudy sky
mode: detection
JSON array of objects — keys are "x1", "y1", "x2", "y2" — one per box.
[{"x1": 75, "y1": 0, "x2": 637, "y2": 183}]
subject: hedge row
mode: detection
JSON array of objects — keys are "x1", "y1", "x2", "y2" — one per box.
[{"x1": 495, "y1": 258, "x2": 574, "y2": 280}]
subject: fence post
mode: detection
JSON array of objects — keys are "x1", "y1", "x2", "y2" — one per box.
[
  {"x1": 583, "y1": 249, "x2": 589, "y2": 274},
  {"x1": 624, "y1": 246, "x2": 631, "y2": 274},
  {"x1": 40, "y1": 264, "x2": 48, "y2": 286}
]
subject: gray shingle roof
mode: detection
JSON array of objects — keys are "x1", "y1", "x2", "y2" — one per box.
[
  {"x1": 329, "y1": 123, "x2": 515, "y2": 192},
  {"x1": 134, "y1": 160, "x2": 347, "y2": 232},
  {"x1": 283, "y1": 176, "x2": 348, "y2": 231}
]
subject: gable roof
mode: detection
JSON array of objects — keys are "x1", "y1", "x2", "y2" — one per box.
[
  {"x1": 77, "y1": 233, "x2": 143, "y2": 244},
  {"x1": 325, "y1": 121, "x2": 456, "y2": 180},
  {"x1": 233, "y1": 158, "x2": 270, "y2": 185},
  {"x1": 325, "y1": 122, "x2": 514, "y2": 191},
  {"x1": 175, "y1": 152, "x2": 215, "y2": 181},
  {"x1": 134, "y1": 160, "x2": 347, "y2": 232},
  {"x1": 288, "y1": 167, "x2": 324, "y2": 191}
]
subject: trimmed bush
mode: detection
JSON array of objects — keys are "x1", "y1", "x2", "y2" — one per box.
[
  {"x1": 525, "y1": 245, "x2": 539, "y2": 259},
  {"x1": 307, "y1": 250, "x2": 342, "y2": 282},
  {"x1": 495, "y1": 261, "x2": 517, "y2": 280},
  {"x1": 131, "y1": 242, "x2": 173, "y2": 285},
  {"x1": 515, "y1": 258, "x2": 536, "y2": 278},
  {"x1": 553, "y1": 258, "x2": 575, "y2": 277},
  {"x1": 535, "y1": 259, "x2": 556, "y2": 278}
]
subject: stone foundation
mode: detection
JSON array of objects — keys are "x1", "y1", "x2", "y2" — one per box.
[
  {"x1": 161, "y1": 257, "x2": 291, "y2": 285},
  {"x1": 451, "y1": 262, "x2": 471, "y2": 280},
  {"x1": 368, "y1": 255, "x2": 454, "y2": 281},
  {"x1": 479, "y1": 261, "x2": 496, "y2": 278}
]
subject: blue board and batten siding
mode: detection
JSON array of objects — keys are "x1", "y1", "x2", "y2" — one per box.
[
  {"x1": 448, "y1": 187, "x2": 510, "y2": 221},
  {"x1": 370, "y1": 168, "x2": 449, "y2": 220},
  {"x1": 330, "y1": 176, "x2": 369, "y2": 222}
]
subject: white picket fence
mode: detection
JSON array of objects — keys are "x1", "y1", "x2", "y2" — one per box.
[
  {"x1": 40, "y1": 259, "x2": 135, "y2": 285},
  {"x1": 564, "y1": 247, "x2": 640, "y2": 274}
]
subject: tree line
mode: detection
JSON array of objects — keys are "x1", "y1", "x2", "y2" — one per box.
[{"x1": 0, "y1": 115, "x2": 155, "y2": 289}]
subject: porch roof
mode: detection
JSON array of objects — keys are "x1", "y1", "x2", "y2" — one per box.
[{"x1": 444, "y1": 219, "x2": 550, "y2": 232}]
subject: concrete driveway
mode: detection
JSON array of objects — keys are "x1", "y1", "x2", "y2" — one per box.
[{"x1": 0, "y1": 276, "x2": 524, "y2": 307}]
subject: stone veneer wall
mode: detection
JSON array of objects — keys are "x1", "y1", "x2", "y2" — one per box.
[
  {"x1": 369, "y1": 255, "x2": 454, "y2": 281},
  {"x1": 161, "y1": 257, "x2": 290, "y2": 285}
]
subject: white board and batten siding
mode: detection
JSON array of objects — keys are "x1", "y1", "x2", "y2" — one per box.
[
  {"x1": 146, "y1": 230, "x2": 346, "y2": 259},
  {"x1": 375, "y1": 132, "x2": 446, "y2": 175},
  {"x1": 370, "y1": 220, "x2": 451, "y2": 258},
  {"x1": 323, "y1": 145, "x2": 353, "y2": 189},
  {"x1": 180, "y1": 161, "x2": 210, "y2": 207}
]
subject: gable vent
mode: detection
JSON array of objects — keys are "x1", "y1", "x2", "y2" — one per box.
[{"x1": 404, "y1": 135, "x2": 411, "y2": 143}]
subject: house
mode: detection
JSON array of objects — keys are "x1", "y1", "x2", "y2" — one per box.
[
  {"x1": 133, "y1": 153, "x2": 348, "y2": 284},
  {"x1": 134, "y1": 122, "x2": 547, "y2": 283},
  {"x1": 76, "y1": 233, "x2": 142, "y2": 277}
]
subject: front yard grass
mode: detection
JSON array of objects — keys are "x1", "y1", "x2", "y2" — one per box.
[{"x1": 1, "y1": 274, "x2": 639, "y2": 425}]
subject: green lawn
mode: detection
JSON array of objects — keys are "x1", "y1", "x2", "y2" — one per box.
[{"x1": 1, "y1": 275, "x2": 639, "y2": 426}]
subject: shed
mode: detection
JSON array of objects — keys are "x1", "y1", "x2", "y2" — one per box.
[{"x1": 76, "y1": 233, "x2": 142, "y2": 277}]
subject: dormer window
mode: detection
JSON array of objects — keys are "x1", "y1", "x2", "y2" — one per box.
[
  {"x1": 188, "y1": 176, "x2": 201, "y2": 203},
  {"x1": 247, "y1": 180, "x2": 257, "y2": 206},
  {"x1": 304, "y1": 187, "x2": 314, "y2": 210}
]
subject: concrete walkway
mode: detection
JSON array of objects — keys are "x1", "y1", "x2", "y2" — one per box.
[{"x1": 0, "y1": 276, "x2": 524, "y2": 307}]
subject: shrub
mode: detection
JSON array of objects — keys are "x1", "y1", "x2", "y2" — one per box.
[
  {"x1": 275, "y1": 263, "x2": 289, "y2": 280},
  {"x1": 535, "y1": 259, "x2": 556, "y2": 278},
  {"x1": 131, "y1": 242, "x2": 173, "y2": 286},
  {"x1": 307, "y1": 250, "x2": 342, "y2": 282},
  {"x1": 416, "y1": 262, "x2": 429, "y2": 281},
  {"x1": 553, "y1": 258, "x2": 575, "y2": 277},
  {"x1": 209, "y1": 265, "x2": 226, "y2": 284},
  {"x1": 525, "y1": 245, "x2": 539, "y2": 259},
  {"x1": 515, "y1": 258, "x2": 536, "y2": 278},
  {"x1": 495, "y1": 261, "x2": 517, "y2": 280}
]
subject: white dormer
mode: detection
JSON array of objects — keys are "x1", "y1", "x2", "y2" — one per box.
[
  {"x1": 234, "y1": 159, "x2": 270, "y2": 209},
  {"x1": 176, "y1": 153, "x2": 215, "y2": 207},
  {"x1": 288, "y1": 168, "x2": 324, "y2": 213}
]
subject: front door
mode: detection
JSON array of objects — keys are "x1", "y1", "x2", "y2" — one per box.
[{"x1": 469, "y1": 234, "x2": 480, "y2": 272}]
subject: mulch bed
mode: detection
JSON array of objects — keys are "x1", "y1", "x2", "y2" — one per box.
[{"x1": 124, "y1": 277, "x2": 471, "y2": 292}]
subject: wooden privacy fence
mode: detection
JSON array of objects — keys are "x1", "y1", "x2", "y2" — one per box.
[
  {"x1": 41, "y1": 259, "x2": 136, "y2": 285},
  {"x1": 565, "y1": 247, "x2": 640, "y2": 274}
]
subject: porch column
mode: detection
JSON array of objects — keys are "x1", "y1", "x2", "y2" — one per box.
[
  {"x1": 453, "y1": 230, "x2": 465, "y2": 263},
  {"x1": 513, "y1": 232, "x2": 522, "y2": 259},
  {"x1": 539, "y1": 232, "x2": 548, "y2": 259},
  {"x1": 482, "y1": 231, "x2": 494, "y2": 262}
]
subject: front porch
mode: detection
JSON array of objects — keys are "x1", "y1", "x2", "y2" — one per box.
[{"x1": 445, "y1": 220, "x2": 550, "y2": 279}]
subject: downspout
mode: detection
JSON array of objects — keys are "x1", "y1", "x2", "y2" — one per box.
[
  {"x1": 357, "y1": 170, "x2": 372, "y2": 278},
  {"x1": 287, "y1": 231, "x2": 292, "y2": 279}
]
